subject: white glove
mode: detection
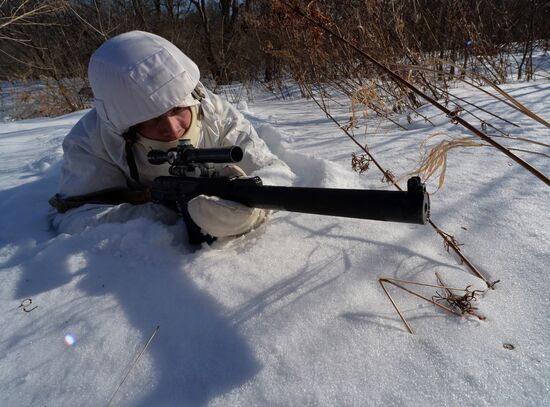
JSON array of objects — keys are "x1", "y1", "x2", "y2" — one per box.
[
  {"x1": 187, "y1": 165, "x2": 267, "y2": 238},
  {"x1": 219, "y1": 164, "x2": 247, "y2": 178}
]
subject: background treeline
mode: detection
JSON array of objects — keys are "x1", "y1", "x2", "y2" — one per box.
[{"x1": 1, "y1": 0, "x2": 549, "y2": 118}]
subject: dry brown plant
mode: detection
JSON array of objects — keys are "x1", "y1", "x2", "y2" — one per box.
[
  {"x1": 411, "y1": 133, "x2": 486, "y2": 191},
  {"x1": 379, "y1": 274, "x2": 490, "y2": 334},
  {"x1": 349, "y1": 82, "x2": 377, "y2": 131},
  {"x1": 5, "y1": 76, "x2": 90, "y2": 119},
  {"x1": 350, "y1": 152, "x2": 370, "y2": 174},
  {"x1": 433, "y1": 273, "x2": 487, "y2": 321}
]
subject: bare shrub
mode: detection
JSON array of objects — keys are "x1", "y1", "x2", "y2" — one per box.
[
  {"x1": 253, "y1": 1, "x2": 549, "y2": 188},
  {"x1": 1, "y1": 0, "x2": 549, "y2": 122}
]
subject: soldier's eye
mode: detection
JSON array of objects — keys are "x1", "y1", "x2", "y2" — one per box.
[{"x1": 170, "y1": 106, "x2": 185, "y2": 115}]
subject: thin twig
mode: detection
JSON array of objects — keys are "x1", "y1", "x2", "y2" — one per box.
[
  {"x1": 379, "y1": 279, "x2": 413, "y2": 334},
  {"x1": 67, "y1": 4, "x2": 108, "y2": 40},
  {"x1": 106, "y1": 325, "x2": 160, "y2": 407},
  {"x1": 507, "y1": 148, "x2": 550, "y2": 159},
  {"x1": 490, "y1": 134, "x2": 550, "y2": 149},
  {"x1": 382, "y1": 277, "x2": 471, "y2": 292},
  {"x1": 429, "y1": 220, "x2": 494, "y2": 286}
]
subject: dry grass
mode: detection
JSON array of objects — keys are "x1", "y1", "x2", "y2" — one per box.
[
  {"x1": 4, "y1": 77, "x2": 90, "y2": 119},
  {"x1": 411, "y1": 133, "x2": 486, "y2": 191},
  {"x1": 350, "y1": 152, "x2": 371, "y2": 174}
]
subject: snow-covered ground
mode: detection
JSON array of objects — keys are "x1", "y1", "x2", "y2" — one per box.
[{"x1": 0, "y1": 77, "x2": 549, "y2": 406}]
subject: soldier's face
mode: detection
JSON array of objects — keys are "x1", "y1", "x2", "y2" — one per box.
[{"x1": 136, "y1": 106, "x2": 192, "y2": 142}]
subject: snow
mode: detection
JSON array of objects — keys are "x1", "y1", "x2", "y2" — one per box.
[{"x1": 1, "y1": 77, "x2": 549, "y2": 406}]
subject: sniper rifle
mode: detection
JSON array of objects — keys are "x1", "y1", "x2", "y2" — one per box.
[{"x1": 148, "y1": 140, "x2": 430, "y2": 244}]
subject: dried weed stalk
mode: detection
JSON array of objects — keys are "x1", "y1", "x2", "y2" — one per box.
[
  {"x1": 381, "y1": 170, "x2": 396, "y2": 184},
  {"x1": 438, "y1": 229, "x2": 464, "y2": 255},
  {"x1": 378, "y1": 274, "x2": 490, "y2": 334}
]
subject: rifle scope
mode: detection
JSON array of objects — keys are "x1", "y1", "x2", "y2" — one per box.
[{"x1": 148, "y1": 140, "x2": 243, "y2": 166}]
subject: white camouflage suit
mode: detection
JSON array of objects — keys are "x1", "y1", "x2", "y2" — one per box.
[{"x1": 50, "y1": 31, "x2": 291, "y2": 239}]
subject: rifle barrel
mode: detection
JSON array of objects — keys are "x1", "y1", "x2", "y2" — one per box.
[{"x1": 224, "y1": 184, "x2": 428, "y2": 225}]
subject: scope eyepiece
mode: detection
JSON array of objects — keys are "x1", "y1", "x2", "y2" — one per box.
[{"x1": 147, "y1": 150, "x2": 172, "y2": 165}]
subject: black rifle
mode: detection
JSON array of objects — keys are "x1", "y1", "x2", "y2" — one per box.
[{"x1": 148, "y1": 140, "x2": 430, "y2": 244}]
